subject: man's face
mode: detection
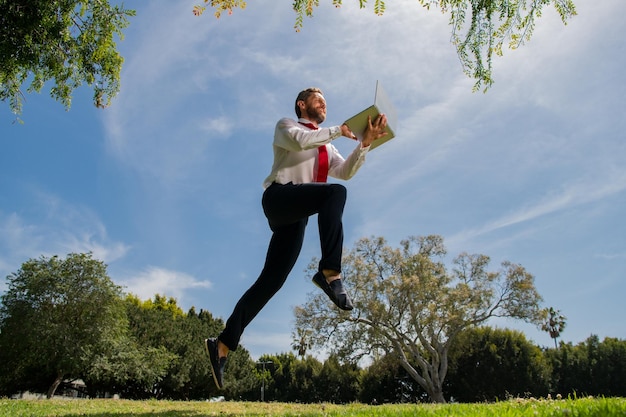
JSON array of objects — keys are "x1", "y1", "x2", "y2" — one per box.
[{"x1": 301, "y1": 93, "x2": 327, "y2": 124}]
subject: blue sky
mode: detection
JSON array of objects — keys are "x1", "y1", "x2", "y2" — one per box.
[{"x1": 1, "y1": 0, "x2": 625, "y2": 360}]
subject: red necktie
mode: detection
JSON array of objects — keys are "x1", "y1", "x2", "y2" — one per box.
[{"x1": 300, "y1": 122, "x2": 328, "y2": 183}]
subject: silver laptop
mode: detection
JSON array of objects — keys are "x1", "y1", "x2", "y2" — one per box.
[{"x1": 344, "y1": 81, "x2": 397, "y2": 150}]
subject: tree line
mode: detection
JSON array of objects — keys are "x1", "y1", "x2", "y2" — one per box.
[{"x1": 1, "y1": 250, "x2": 624, "y2": 402}]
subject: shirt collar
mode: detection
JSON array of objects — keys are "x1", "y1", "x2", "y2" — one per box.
[{"x1": 298, "y1": 118, "x2": 316, "y2": 125}]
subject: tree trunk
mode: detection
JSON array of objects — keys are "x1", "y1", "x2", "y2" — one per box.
[
  {"x1": 429, "y1": 387, "x2": 446, "y2": 403},
  {"x1": 399, "y1": 357, "x2": 447, "y2": 403},
  {"x1": 46, "y1": 372, "x2": 64, "y2": 399}
]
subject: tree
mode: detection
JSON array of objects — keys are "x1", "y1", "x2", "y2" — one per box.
[
  {"x1": 195, "y1": 0, "x2": 577, "y2": 90},
  {"x1": 261, "y1": 352, "x2": 323, "y2": 402},
  {"x1": 288, "y1": 355, "x2": 324, "y2": 401},
  {"x1": 539, "y1": 306, "x2": 567, "y2": 349},
  {"x1": 291, "y1": 327, "x2": 313, "y2": 359},
  {"x1": 123, "y1": 295, "x2": 258, "y2": 400},
  {"x1": 1, "y1": 0, "x2": 135, "y2": 117},
  {"x1": 124, "y1": 295, "x2": 216, "y2": 399},
  {"x1": 592, "y1": 337, "x2": 626, "y2": 397},
  {"x1": 220, "y1": 347, "x2": 260, "y2": 401},
  {"x1": 82, "y1": 335, "x2": 175, "y2": 399},
  {"x1": 0, "y1": 253, "x2": 130, "y2": 398},
  {"x1": 446, "y1": 326, "x2": 550, "y2": 401},
  {"x1": 123, "y1": 294, "x2": 192, "y2": 399},
  {"x1": 315, "y1": 354, "x2": 361, "y2": 404},
  {"x1": 545, "y1": 335, "x2": 626, "y2": 397},
  {"x1": 294, "y1": 235, "x2": 544, "y2": 403}
]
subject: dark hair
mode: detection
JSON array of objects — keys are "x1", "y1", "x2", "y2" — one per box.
[{"x1": 295, "y1": 87, "x2": 323, "y2": 118}]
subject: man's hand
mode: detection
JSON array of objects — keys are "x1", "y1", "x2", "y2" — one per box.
[
  {"x1": 340, "y1": 124, "x2": 358, "y2": 140},
  {"x1": 361, "y1": 114, "x2": 388, "y2": 148}
]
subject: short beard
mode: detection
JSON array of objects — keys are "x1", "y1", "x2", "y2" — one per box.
[{"x1": 308, "y1": 108, "x2": 326, "y2": 124}]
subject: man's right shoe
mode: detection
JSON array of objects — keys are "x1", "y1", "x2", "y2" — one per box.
[
  {"x1": 205, "y1": 338, "x2": 227, "y2": 389},
  {"x1": 312, "y1": 271, "x2": 354, "y2": 311}
]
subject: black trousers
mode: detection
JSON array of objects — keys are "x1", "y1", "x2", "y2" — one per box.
[{"x1": 218, "y1": 182, "x2": 347, "y2": 351}]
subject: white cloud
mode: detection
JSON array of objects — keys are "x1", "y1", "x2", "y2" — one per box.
[
  {"x1": 119, "y1": 266, "x2": 212, "y2": 304},
  {"x1": 0, "y1": 192, "x2": 130, "y2": 286},
  {"x1": 198, "y1": 115, "x2": 234, "y2": 136}
]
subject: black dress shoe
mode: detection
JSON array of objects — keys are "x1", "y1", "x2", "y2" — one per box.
[
  {"x1": 312, "y1": 271, "x2": 354, "y2": 311},
  {"x1": 205, "y1": 338, "x2": 227, "y2": 389}
]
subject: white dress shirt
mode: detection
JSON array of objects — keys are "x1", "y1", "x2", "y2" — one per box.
[{"x1": 263, "y1": 118, "x2": 370, "y2": 188}]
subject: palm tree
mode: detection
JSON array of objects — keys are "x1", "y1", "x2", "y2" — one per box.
[
  {"x1": 540, "y1": 307, "x2": 567, "y2": 349},
  {"x1": 291, "y1": 328, "x2": 312, "y2": 359}
]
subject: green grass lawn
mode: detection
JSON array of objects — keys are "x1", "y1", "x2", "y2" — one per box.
[{"x1": 1, "y1": 397, "x2": 625, "y2": 416}]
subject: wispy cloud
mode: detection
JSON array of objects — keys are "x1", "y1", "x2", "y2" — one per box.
[
  {"x1": 0, "y1": 191, "x2": 130, "y2": 289},
  {"x1": 594, "y1": 252, "x2": 626, "y2": 261},
  {"x1": 449, "y1": 168, "x2": 626, "y2": 245},
  {"x1": 101, "y1": 3, "x2": 229, "y2": 185},
  {"x1": 119, "y1": 266, "x2": 212, "y2": 304},
  {"x1": 198, "y1": 115, "x2": 234, "y2": 136},
  {"x1": 100, "y1": 0, "x2": 459, "y2": 187}
]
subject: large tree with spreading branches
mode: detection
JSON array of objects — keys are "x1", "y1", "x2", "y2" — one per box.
[{"x1": 294, "y1": 235, "x2": 545, "y2": 403}]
